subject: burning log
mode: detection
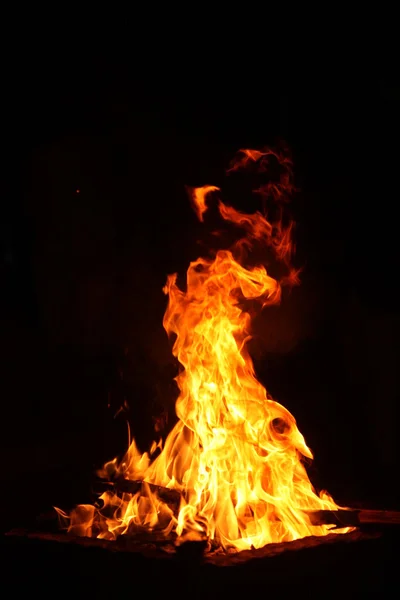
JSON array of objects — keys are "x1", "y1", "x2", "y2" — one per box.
[
  {"x1": 307, "y1": 509, "x2": 400, "y2": 528},
  {"x1": 95, "y1": 479, "x2": 182, "y2": 511},
  {"x1": 97, "y1": 478, "x2": 400, "y2": 530}
]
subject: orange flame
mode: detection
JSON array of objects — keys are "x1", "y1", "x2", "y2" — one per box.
[
  {"x1": 59, "y1": 147, "x2": 349, "y2": 551},
  {"x1": 188, "y1": 184, "x2": 219, "y2": 222}
]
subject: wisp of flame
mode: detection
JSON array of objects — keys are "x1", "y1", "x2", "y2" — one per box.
[{"x1": 57, "y1": 148, "x2": 349, "y2": 551}]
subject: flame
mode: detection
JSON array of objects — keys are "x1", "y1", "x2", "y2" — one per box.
[
  {"x1": 188, "y1": 185, "x2": 219, "y2": 222},
  {"x1": 59, "y1": 147, "x2": 349, "y2": 551}
]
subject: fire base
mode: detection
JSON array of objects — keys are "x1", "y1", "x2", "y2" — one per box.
[{"x1": 4, "y1": 528, "x2": 394, "y2": 597}]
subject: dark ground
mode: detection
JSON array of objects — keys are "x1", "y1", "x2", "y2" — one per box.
[
  {"x1": 2, "y1": 529, "x2": 397, "y2": 597},
  {"x1": 1, "y1": 51, "x2": 399, "y2": 543}
]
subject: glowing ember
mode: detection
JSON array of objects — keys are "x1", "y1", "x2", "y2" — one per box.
[{"x1": 57, "y1": 147, "x2": 350, "y2": 551}]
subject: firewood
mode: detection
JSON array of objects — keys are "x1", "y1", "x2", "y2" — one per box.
[
  {"x1": 306, "y1": 508, "x2": 400, "y2": 528},
  {"x1": 95, "y1": 479, "x2": 182, "y2": 510},
  {"x1": 95, "y1": 479, "x2": 400, "y2": 530}
]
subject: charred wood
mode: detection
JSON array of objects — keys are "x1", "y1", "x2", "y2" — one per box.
[
  {"x1": 96, "y1": 479, "x2": 400, "y2": 530},
  {"x1": 95, "y1": 479, "x2": 182, "y2": 511},
  {"x1": 307, "y1": 508, "x2": 400, "y2": 528}
]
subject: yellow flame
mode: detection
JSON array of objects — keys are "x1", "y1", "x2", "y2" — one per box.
[{"x1": 60, "y1": 147, "x2": 350, "y2": 551}]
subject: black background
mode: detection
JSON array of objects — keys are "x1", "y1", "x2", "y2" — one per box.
[{"x1": 2, "y1": 49, "x2": 399, "y2": 531}]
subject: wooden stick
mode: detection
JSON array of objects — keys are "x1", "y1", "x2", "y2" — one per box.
[
  {"x1": 356, "y1": 509, "x2": 400, "y2": 524},
  {"x1": 95, "y1": 479, "x2": 400, "y2": 529},
  {"x1": 306, "y1": 509, "x2": 400, "y2": 528},
  {"x1": 95, "y1": 479, "x2": 182, "y2": 510}
]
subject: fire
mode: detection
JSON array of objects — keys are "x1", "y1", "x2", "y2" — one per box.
[{"x1": 57, "y1": 147, "x2": 349, "y2": 551}]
